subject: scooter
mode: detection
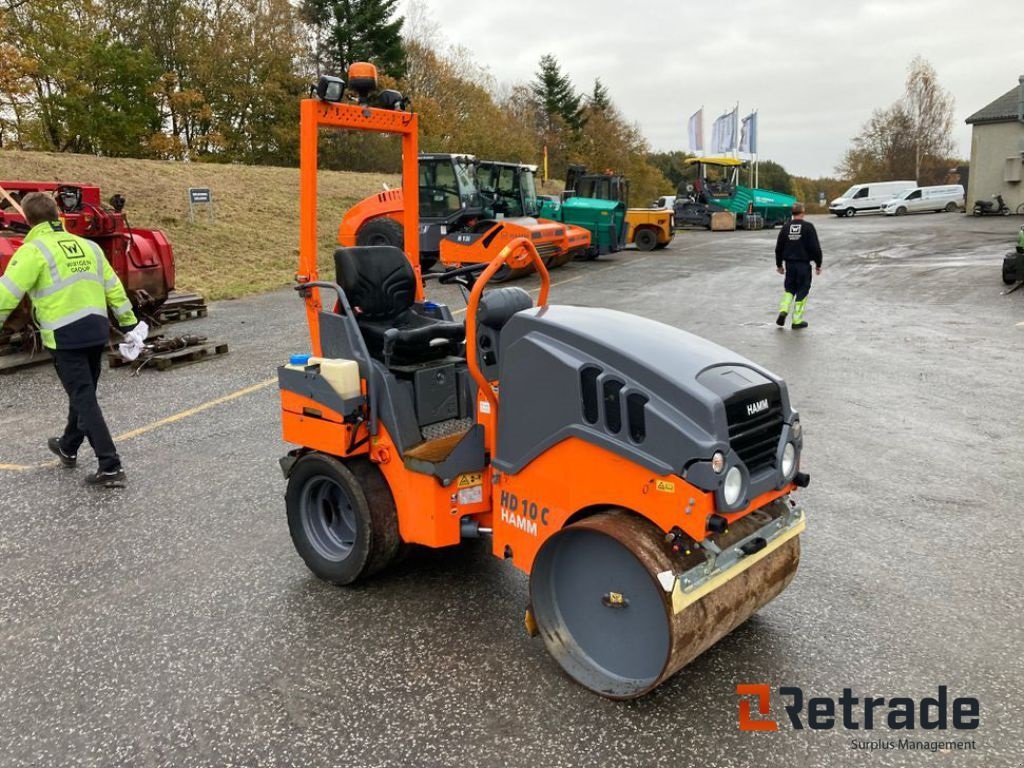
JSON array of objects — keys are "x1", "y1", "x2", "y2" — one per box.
[{"x1": 973, "y1": 193, "x2": 1010, "y2": 216}]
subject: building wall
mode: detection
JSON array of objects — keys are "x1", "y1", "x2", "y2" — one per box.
[{"x1": 967, "y1": 121, "x2": 1024, "y2": 210}]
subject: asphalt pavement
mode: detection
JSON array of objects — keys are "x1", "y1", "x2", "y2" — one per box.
[{"x1": 1, "y1": 212, "x2": 1021, "y2": 767}]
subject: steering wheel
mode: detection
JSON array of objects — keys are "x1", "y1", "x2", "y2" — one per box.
[{"x1": 428, "y1": 262, "x2": 489, "y2": 285}]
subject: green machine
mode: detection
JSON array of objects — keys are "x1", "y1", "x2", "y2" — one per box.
[
  {"x1": 675, "y1": 157, "x2": 796, "y2": 229},
  {"x1": 538, "y1": 195, "x2": 626, "y2": 258}
]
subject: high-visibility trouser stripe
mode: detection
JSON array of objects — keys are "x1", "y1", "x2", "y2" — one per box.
[
  {"x1": 31, "y1": 241, "x2": 63, "y2": 284},
  {"x1": 31, "y1": 270, "x2": 105, "y2": 298},
  {"x1": 36, "y1": 306, "x2": 108, "y2": 331},
  {"x1": 1, "y1": 274, "x2": 24, "y2": 302}
]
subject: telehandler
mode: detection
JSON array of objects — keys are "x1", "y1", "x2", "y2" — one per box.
[{"x1": 280, "y1": 64, "x2": 809, "y2": 698}]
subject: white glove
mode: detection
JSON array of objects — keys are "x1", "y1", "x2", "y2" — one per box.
[{"x1": 118, "y1": 320, "x2": 150, "y2": 362}]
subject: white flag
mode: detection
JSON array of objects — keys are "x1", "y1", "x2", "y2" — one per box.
[
  {"x1": 712, "y1": 109, "x2": 738, "y2": 153},
  {"x1": 688, "y1": 109, "x2": 704, "y2": 152},
  {"x1": 739, "y1": 112, "x2": 757, "y2": 154}
]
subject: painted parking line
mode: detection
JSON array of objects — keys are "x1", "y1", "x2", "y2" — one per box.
[{"x1": 1, "y1": 376, "x2": 278, "y2": 472}]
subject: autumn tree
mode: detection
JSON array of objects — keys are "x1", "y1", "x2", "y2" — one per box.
[
  {"x1": 904, "y1": 55, "x2": 954, "y2": 182},
  {"x1": 838, "y1": 102, "x2": 917, "y2": 181},
  {"x1": 838, "y1": 55, "x2": 954, "y2": 184}
]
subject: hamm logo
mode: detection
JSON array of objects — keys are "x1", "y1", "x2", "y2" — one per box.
[{"x1": 746, "y1": 399, "x2": 770, "y2": 417}]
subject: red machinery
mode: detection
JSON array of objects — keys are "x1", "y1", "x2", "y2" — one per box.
[{"x1": 1, "y1": 181, "x2": 201, "y2": 371}]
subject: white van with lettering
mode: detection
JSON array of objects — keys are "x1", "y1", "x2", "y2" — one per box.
[
  {"x1": 882, "y1": 185, "x2": 965, "y2": 216},
  {"x1": 829, "y1": 181, "x2": 917, "y2": 217}
]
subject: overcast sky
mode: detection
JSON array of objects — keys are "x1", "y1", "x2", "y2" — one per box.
[{"x1": 401, "y1": 0, "x2": 1024, "y2": 178}]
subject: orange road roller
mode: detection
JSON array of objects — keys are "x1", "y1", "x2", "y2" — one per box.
[{"x1": 278, "y1": 66, "x2": 809, "y2": 699}]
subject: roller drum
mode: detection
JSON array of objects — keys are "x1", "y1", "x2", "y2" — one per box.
[{"x1": 529, "y1": 509, "x2": 801, "y2": 699}]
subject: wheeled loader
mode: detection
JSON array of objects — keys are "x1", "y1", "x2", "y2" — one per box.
[
  {"x1": 280, "y1": 65, "x2": 809, "y2": 698},
  {"x1": 338, "y1": 153, "x2": 586, "y2": 280}
]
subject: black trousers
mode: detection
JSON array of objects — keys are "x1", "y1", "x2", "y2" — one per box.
[
  {"x1": 783, "y1": 260, "x2": 813, "y2": 301},
  {"x1": 52, "y1": 346, "x2": 121, "y2": 471}
]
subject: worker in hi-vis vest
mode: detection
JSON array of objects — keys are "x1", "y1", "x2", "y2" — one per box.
[
  {"x1": 0, "y1": 192, "x2": 137, "y2": 487},
  {"x1": 775, "y1": 202, "x2": 823, "y2": 330}
]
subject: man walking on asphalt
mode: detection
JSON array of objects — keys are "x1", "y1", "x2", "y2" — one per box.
[
  {"x1": 0, "y1": 192, "x2": 138, "y2": 487},
  {"x1": 775, "y1": 202, "x2": 822, "y2": 329}
]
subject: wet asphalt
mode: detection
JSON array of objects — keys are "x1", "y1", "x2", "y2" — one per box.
[{"x1": 0, "y1": 212, "x2": 1022, "y2": 767}]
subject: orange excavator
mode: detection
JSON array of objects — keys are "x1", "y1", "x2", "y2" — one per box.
[
  {"x1": 282, "y1": 63, "x2": 809, "y2": 698},
  {"x1": 337, "y1": 153, "x2": 588, "y2": 280}
]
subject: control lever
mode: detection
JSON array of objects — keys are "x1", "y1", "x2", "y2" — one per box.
[{"x1": 382, "y1": 328, "x2": 400, "y2": 368}]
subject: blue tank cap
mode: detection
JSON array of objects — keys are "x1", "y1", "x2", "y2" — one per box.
[
  {"x1": 422, "y1": 300, "x2": 438, "y2": 309},
  {"x1": 290, "y1": 354, "x2": 311, "y2": 366}
]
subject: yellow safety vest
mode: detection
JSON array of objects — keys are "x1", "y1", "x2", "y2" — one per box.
[{"x1": 0, "y1": 220, "x2": 137, "y2": 349}]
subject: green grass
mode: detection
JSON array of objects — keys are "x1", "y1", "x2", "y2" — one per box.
[{"x1": 1, "y1": 151, "x2": 398, "y2": 300}]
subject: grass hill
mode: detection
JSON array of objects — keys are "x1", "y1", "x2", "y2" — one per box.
[{"x1": 1, "y1": 151, "x2": 398, "y2": 300}]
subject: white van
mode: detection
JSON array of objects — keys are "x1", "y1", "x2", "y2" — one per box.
[
  {"x1": 654, "y1": 195, "x2": 676, "y2": 209},
  {"x1": 829, "y1": 180, "x2": 917, "y2": 217},
  {"x1": 882, "y1": 185, "x2": 965, "y2": 216}
]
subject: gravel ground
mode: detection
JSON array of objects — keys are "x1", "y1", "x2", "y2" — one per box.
[{"x1": 0, "y1": 212, "x2": 1021, "y2": 767}]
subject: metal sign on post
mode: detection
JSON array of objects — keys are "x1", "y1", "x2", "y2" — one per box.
[{"x1": 188, "y1": 187, "x2": 214, "y2": 222}]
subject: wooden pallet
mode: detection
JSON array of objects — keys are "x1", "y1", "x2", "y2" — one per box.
[
  {"x1": 0, "y1": 346, "x2": 51, "y2": 374},
  {"x1": 108, "y1": 339, "x2": 228, "y2": 371},
  {"x1": 154, "y1": 304, "x2": 208, "y2": 323}
]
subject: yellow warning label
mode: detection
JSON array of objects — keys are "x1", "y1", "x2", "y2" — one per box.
[
  {"x1": 457, "y1": 472, "x2": 483, "y2": 489},
  {"x1": 656, "y1": 480, "x2": 676, "y2": 493}
]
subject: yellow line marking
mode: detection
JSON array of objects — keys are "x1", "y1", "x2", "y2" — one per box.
[
  {"x1": 0, "y1": 377, "x2": 277, "y2": 472},
  {"x1": 113, "y1": 377, "x2": 277, "y2": 442}
]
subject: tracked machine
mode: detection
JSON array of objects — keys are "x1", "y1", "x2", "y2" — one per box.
[
  {"x1": 0, "y1": 181, "x2": 207, "y2": 372},
  {"x1": 280, "y1": 65, "x2": 810, "y2": 698}
]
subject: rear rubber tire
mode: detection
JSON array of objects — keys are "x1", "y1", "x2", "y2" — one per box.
[
  {"x1": 634, "y1": 228, "x2": 659, "y2": 251},
  {"x1": 356, "y1": 217, "x2": 437, "y2": 272},
  {"x1": 356, "y1": 217, "x2": 404, "y2": 249},
  {"x1": 653, "y1": 241, "x2": 669, "y2": 250},
  {"x1": 286, "y1": 453, "x2": 400, "y2": 585},
  {"x1": 1003, "y1": 256, "x2": 1017, "y2": 285},
  {"x1": 945, "y1": 202, "x2": 958, "y2": 212}
]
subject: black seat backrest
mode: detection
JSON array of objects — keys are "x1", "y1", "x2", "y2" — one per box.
[{"x1": 335, "y1": 246, "x2": 415, "y2": 321}]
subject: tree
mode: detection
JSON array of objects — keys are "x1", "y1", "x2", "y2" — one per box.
[
  {"x1": 589, "y1": 78, "x2": 611, "y2": 112},
  {"x1": 838, "y1": 55, "x2": 955, "y2": 184},
  {"x1": 756, "y1": 160, "x2": 793, "y2": 195},
  {"x1": 531, "y1": 54, "x2": 585, "y2": 132},
  {"x1": 301, "y1": 0, "x2": 407, "y2": 80},
  {"x1": 837, "y1": 102, "x2": 916, "y2": 181},
  {"x1": 904, "y1": 55, "x2": 954, "y2": 183}
]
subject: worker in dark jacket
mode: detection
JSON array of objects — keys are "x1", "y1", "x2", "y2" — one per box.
[
  {"x1": 0, "y1": 192, "x2": 137, "y2": 486},
  {"x1": 775, "y1": 203, "x2": 822, "y2": 329}
]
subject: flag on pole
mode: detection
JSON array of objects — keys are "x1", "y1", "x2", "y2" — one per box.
[
  {"x1": 687, "y1": 108, "x2": 704, "y2": 153},
  {"x1": 739, "y1": 111, "x2": 758, "y2": 154},
  {"x1": 712, "y1": 107, "x2": 739, "y2": 153}
]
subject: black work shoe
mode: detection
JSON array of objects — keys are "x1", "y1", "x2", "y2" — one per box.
[
  {"x1": 792, "y1": 321, "x2": 809, "y2": 330},
  {"x1": 85, "y1": 468, "x2": 126, "y2": 488},
  {"x1": 47, "y1": 437, "x2": 77, "y2": 468},
  {"x1": 776, "y1": 312, "x2": 787, "y2": 327}
]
